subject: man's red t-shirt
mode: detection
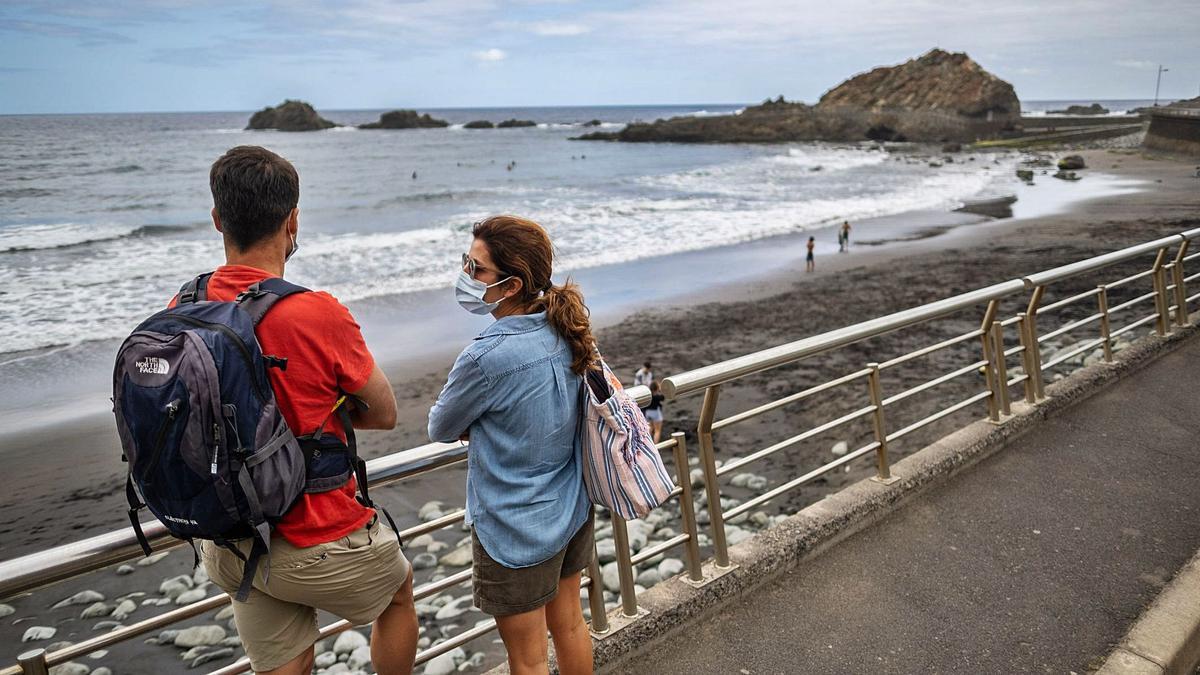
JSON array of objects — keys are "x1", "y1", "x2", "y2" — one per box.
[{"x1": 171, "y1": 265, "x2": 375, "y2": 548}]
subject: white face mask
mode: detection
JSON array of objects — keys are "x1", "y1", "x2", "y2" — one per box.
[
  {"x1": 455, "y1": 271, "x2": 513, "y2": 315},
  {"x1": 285, "y1": 232, "x2": 299, "y2": 263}
]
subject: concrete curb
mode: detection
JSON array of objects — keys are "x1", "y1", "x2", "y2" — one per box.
[
  {"x1": 1096, "y1": 547, "x2": 1200, "y2": 675},
  {"x1": 482, "y1": 320, "x2": 1199, "y2": 675}
]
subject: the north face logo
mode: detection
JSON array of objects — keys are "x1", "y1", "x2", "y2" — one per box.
[{"x1": 135, "y1": 357, "x2": 170, "y2": 375}]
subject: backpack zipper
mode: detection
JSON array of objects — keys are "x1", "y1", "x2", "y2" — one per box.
[
  {"x1": 161, "y1": 314, "x2": 268, "y2": 403},
  {"x1": 141, "y1": 399, "x2": 180, "y2": 482},
  {"x1": 211, "y1": 422, "x2": 221, "y2": 475}
]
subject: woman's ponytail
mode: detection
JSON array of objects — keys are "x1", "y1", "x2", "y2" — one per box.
[{"x1": 472, "y1": 216, "x2": 598, "y2": 374}]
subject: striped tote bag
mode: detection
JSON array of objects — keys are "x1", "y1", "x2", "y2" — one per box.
[{"x1": 578, "y1": 358, "x2": 676, "y2": 520}]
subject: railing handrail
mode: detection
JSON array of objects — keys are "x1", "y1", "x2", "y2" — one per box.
[
  {"x1": 660, "y1": 279, "x2": 1026, "y2": 399},
  {"x1": 1022, "y1": 235, "x2": 1184, "y2": 288}
]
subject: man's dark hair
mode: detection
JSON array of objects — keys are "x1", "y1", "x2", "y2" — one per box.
[
  {"x1": 644, "y1": 361, "x2": 652, "y2": 369},
  {"x1": 209, "y1": 145, "x2": 299, "y2": 250}
]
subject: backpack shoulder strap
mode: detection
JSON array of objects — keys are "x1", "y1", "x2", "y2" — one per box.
[
  {"x1": 235, "y1": 278, "x2": 310, "y2": 326},
  {"x1": 175, "y1": 272, "x2": 214, "y2": 305}
]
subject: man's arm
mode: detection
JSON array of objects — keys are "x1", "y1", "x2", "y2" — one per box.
[{"x1": 347, "y1": 364, "x2": 397, "y2": 430}]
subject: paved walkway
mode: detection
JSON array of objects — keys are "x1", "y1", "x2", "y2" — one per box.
[{"x1": 631, "y1": 338, "x2": 1200, "y2": 674}]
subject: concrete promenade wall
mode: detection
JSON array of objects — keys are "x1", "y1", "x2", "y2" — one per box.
[{"x1": 1144, "y1": 109, "x2": 1200, "y2": 157}]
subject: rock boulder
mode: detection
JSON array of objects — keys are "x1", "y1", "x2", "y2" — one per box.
[
  {"x1": 246, "y1": 100, "x2": 338, "y2": 131},
  {"x1": 464, "y1": 120, "x2": 494, "y2": 129},
  {"x1": 359, "y1": 110, "x2": 449, "y2": 129},
  {"x1": 497, "y1": 119, "x2": 536, "y2": 128},
  {"x1": 1049, "y1": 103, "x2": 1109, "y2": 115}
]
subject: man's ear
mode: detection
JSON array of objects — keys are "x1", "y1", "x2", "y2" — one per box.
[
  {"x1": 286, "y1": 207, "x2": 299, "y2": 237},
  {"x1": 211, "y1": 207, "x2": 223, "y2": 233}
]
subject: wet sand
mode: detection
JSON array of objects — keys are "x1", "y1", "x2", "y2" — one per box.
[{"x1": 1, "y1": 147, "x2": 1197, "y2": 672}]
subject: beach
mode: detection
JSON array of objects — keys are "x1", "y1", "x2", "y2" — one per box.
[{"x1": 2, "y1": 145, "x2": 1197, "y2": 672}]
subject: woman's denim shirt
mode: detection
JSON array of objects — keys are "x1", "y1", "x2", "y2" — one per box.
[{"x1": 428, "y1": 312, "x2": 590, "y2": 568}]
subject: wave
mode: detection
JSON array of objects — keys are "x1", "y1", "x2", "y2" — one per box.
[
  {"x1": 0, "y1": 187, "x2": 55, "y2": 199},
  {"x1": 0, "y1": 221, "x2": 201, "y2": 254},
  {"x1": 84, "y1": 164, "x2": 144, "y2": 175}
]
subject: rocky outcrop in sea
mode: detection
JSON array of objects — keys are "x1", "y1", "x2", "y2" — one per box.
[
  {"x1": 245, "y1": 100, "x2": 338, "y2": 131},
  {"x1": 575, "y1": 49, "x2": 1020, "y2": 144},
  {"x1": 358, "y1": 110, "x2": 449, "y2": 129},
  {"x1": 496, "y1": 119, "x2": 536, "y2": 128},
  {"x1": 1049, "y1": 103, "x2": 1109, "y2": 115}
]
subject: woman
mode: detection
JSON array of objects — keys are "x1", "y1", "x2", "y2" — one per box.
[{"x1": 428, "y1": 216, "x2": 595, "y2": 675}]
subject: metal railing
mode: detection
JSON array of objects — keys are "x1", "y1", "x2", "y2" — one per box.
[{"x1": 5, "y1": 228, "x2": 1200, "y2": 675}]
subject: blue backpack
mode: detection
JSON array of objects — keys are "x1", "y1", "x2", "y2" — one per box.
[{"x1": 113, "y1": 273, "x2": 395, "y2": 601}]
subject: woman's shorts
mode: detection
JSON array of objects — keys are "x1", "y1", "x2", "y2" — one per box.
[
  {"x1": 471, "y1": 512, "x2": 594, "y2": 616},
  {"x1": 644, "y1": 408, "x2": 664, "y2": 422}
]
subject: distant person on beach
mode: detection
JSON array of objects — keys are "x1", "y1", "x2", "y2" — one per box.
[
  {"x1": 806, "y1": 236, "x2": 816, "y2": 272},
  {"x1": 837, "y1": 228, "x2": 845, "y2": 252},
  {"x1": 429, "y1": 216, "x2": 595, "y2": 675},
  {"x1": 841, "y1": 220, "x2": 852, "y2": 250},
  {"x1": 634, "y1": 360, "x2": 654, "y2": 387},
  {"x1": 641, "y1": 381, "x2": 666, "y2": 443},
  {"x1": 193, "y1": 146, "x2": 417, "y2": 674}
]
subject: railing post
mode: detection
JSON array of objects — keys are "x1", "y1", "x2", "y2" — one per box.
[
  {"x1": 990, "y1": 321, "x2": 1011, "y2": 417},
  {"x1": 1024, "y1": 286, "x2": 1046, "y2": 400},
  {"x1": 1015, "y1": 315, "x2": 1036, "y2": 403},
  {"x1": 670, "y1": 432, "x2": 704, "y2": 582},
  {"x1": 866, "y1": 363, "x2": 897, "y2": 484},
  {"x1": 17, "y1": 649, "x2": 49, "y2": 675},
  {"x1": 1151, "y1": 246, "x2": 1169, "y2": 336},
  {"x1": 1098, "y1": 285, "x2": 1113, "y2": 362},
  {"x1": 609, "y1": 514, "x2": 639, "y2": 618},
  {"x1": 978, "y1": 300, "x2": 1001, "y2": 422},
  {"x1": 696, "y1": 385, "x2": 731, "y2": 569},
  {"x1": 1173, "y1": 240, "x2": 1190, "y2": 327},
  {"x1": 585, "y1": 540, "x2": 609, "y2": 634}
]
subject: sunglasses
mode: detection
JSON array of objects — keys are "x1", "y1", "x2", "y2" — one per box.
[{"x1": 461, "y1": 252, "x2": 508, "y2": 280}]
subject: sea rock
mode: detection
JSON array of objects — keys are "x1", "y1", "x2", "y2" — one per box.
[
  {"x1": 583, "y1": 119, "x2": 602, "y2": 127},
  {"x1": 315, "y1": 651, "x2": 339, "y2": 669},
  {"x1": 1057, "y1": 155, "x2": 1086, "y2": 170},
  {"x1": 246, "y1": 99, "x2": 339, "y2": 132},
  {"x1": 138, "y1": 551, "x2": 171, "y2": 566},
  {"x1": 435, "y1": 595, "x2": 476, "y2": 621},
  {"x1": 174, "y1": 625, "x2": 227, "y2": 648},
  {"x1": 359, "y1": 110, "x2": 449, "y2": 129},
  {"x1": 423, "y1": 647, "x2": 466, "y2": 675},
  {"x1": 53, "y1": 590, "x2": 105, "y2": 608},
  {"x1": 111, "y1": 599, "x2": 137, "y2": 621},
  {"x1": 80, "y1": 602, "x2": 112, "y2": 619},
  {"x1": 497, "y1": 119, "x2": 536, "y2": 128},
  {"x1": 418, "y1": 501, "x2": 445, "y2": 522},
  {"x1": 463, "y1": 120, "x2": 494, "y2": 129},
  {"x1": 333, "y1": 629, "x2": 368, "y2": 655},
  {"x1": 1053, "y1": 170, "x2": 1081, "y2": 181},
  {"x1": 1016, "y1": 169, "x2": 1034, "y2": 182},
  {"x1": 411, "y1": 552, "x2": 438, "y2": 570},
  {"x1": 347, "y1": 644, "x2": 373, "y2": 670},
  {"x1": 439, "y1": 544, "x2": 473, "y2": 568},
  {"x1": 116, "y1": 564, "x2": 136, "y2": 576},
  {"x1": 0, "y1": 603, "x2": 13, "y2": 618},
  {"x1": 176, "y1": 588, "x2": 209, "y2": 605},
  {"x1": 1049, "y1": 103, "x2": 1109, "y2": 115},
  {"x1": 942, "y1": 142, "x2": 963, "y2": 152},
  {"x1": 22, "y1": 626, "x2": 57, "y2": 642},
  {"x1": 47, "y1": 664, "x2": 89, "y2": 675}
]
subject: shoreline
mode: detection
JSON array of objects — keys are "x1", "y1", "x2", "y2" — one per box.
[{"x1": 1, "y1": 148, "x2": 1197, "y2": 674}]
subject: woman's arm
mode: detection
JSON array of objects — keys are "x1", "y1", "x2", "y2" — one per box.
[{"x1": 428, "y1": 350, "x2": 492, "y2": 443}]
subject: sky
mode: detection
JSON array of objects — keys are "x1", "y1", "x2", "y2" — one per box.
[{"x1": 1, "y1": 0, "x2": 1198, "y2": 114}]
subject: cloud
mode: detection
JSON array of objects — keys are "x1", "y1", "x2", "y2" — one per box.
[
  {"x1": 1114, "y1": 59, "x2": 1158, "y2": 69},
  {"x1": 474, "y1": 48, "x2": 507, "y2": 62},
  {"x1": 0, "y1": 18, "x2": 133, "y2": 46},
  {"x1": 528, "y1": 21, "x2": 589, "y2": 36}
]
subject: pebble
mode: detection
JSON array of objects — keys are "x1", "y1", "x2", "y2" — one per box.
[
  {"x1": 174, "y1": 625, "x2": 227, "y2": 648},
  {"x1": 730, "y1": 473, "x2": 755, "y2": 488},
  {"x1": 52, "y1": 590, "x2": 105, "y2": 609},
  {"x1": 137, "y1": 551, "x2": 171, "y2": 566},
  {"x1": 626, "y1": 520, "x2": 653, "y2": 552},
  {"x1": 80, "y1": 602, "x2": 112, "y2": 619},
  {"x1": 314, "y1": 639, "x2": 329, "y2": 654},
  {"x1": 0, "y1": 603, "x2": 12, "y2": 618},
  {"x1": 440, "y1": 623, "x2": 460, "y2": 639},
  {"x1": 411, "y1": 552, "x2": 438, "y2": 570},
  {"x1": 215, "y1": 605, "x2": 236, "y2": 621},
  {"x1": 601, "y1": 562, "x2": 621, "y2": 593},
  {"x1": 419, "y1": 501, "x2": 445, "y2": 522},
  {"x1": 88, "y1": 650, "x2": 108, "y2": 660},
  {"x1": 315, "y1": 651, "x2": 338, "y2": 669},
  {"x1": 190, "y1": 647, "x2": 235, "y2": 668},
  {"x1": 636, "y1": 568, "x2": 660, "y2": 587},
  {"x1": 111, "y1": 599, "x2": 137, "y2": 621},
  {"x1": 689, "y1": 468, "x2": 705, "y2": 487},
  {"x1": 438, "y1": 544, "x2": 473, "y2": 568},
  {"x1": 92, "y1": 620, "x2": 123, "y2": 631},
  {"x1": 415, "y1": 602, "x2": 439, "y2": 618},
  {"x1": 427, "y1": 541, "x2": 448, "y2": 554},
  {"x1": 726, "y1": 526, "x2": 752, "y2": 546},
  {"x1": 831, "y1": 441, "x2": 849, "y2": 456},
  {"x1": 22, "y1": 626, "x2": 56, "y2": 642},
  {"x1": 347, "y1": 644, "x2": 373, "y2": 670},
  {"x1": 462, "y1": 652, "x2": 486, "y2": 669},
  {"x1": 333, "y1": 629, "x2": 368, "y2": 655},
  {"x1": 408, "y1": 533, "x2": 435, "y2": 548},
  {"x1": 746, "y1": 476, "x2": 769, "y2": 491},
  {"x1": 193, "y1": 566, "x2": 210, "y2": 586},
  {"x1": 176, "y1": 588, "x2": 209, "y2": 605},
  {"x1": 142, "y1": 598, "x2": 172, "y2": 607},
  {"x1": 115, "y1": 564, "x2": 136, "y2": 576},
  {"x1": 595, "y1": 538, "x2": 617, "y2": 563},
  {"x1": 46, "y1": 641, "x2": 75, "y2": 652},
  {"x1": 750, "y1": 511, "x2": 771, "y2": 527},
  {"x1": 417, "y1": 637, "x2": 431, "y2": 649},
  {"x1": 324, "y1": 664, "x2": 351, "y2": 674},
  {"x1": 221, "y1": 637, "x2": 243, "y2": 648},
  {"x1": 159, "y1": 575, "x2": 195, "y2": 599},
  {"x1": 92, "y1": 669, "x2": 113, "y2": 675},
  {"x1": 47, "y1": 664, "x2": 89, "y2": 675},
  {"x1": 435, "y1": 595, "x2": 476, "y2": 620},
  {"x1": 657, "y1": 558, "x2": 684, "y2": 579},
  {"x1": 423, "y1": 647, "x2": 466, "y2": 675}
]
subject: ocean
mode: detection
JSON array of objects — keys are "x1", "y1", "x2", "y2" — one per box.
[{"x1": 0, "y1": 102, "x2": 1054, "y2": 358}]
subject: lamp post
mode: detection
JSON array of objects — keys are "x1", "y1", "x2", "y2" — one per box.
[{"x1": 1154, "y1": 65, "x2": 1169, "y2": 107}]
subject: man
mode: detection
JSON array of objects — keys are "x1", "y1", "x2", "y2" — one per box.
[
  {"x1": 195, "y1": 146, "x2": 417, "y2": 675},
  {"x1": 841, "y1": 220, "x2": 852, "y2": 250},
  {"x1": 634, "y1": 361, "x2": 653, "y2": 387}
]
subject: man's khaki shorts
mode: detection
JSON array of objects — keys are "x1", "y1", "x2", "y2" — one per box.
[{"x1": 202, "y1": 517, "x2": 411, "y2": 672}]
